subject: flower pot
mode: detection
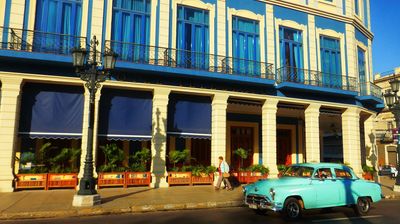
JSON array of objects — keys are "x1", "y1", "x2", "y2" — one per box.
[
  {"x1": 167, "y1": 172, "x2": 192, "y2": 186},
  {"x1": 15, "y1": 173, "x2": 48, "y2": 190},
  {"x1": 125, "y1": 172, "x2": 151, "y2": 187},
  {"x1": 97, "y1": 172, "x2": 125, "y2": 189},
  {"x1": 47, "y1": 173, "x2": 78, "y2": 189}
]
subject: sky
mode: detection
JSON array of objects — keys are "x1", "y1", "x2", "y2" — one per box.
[{"x1": 370, "y1": 0, "x2": 400, "y2": 74}]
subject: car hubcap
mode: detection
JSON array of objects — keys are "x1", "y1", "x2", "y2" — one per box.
[
  {"x1": 358, "y1": 198, "x2": 369, "y2": 212},
  {"x1": 287, "y1": 202, "x2": 299, "y2": 218}
]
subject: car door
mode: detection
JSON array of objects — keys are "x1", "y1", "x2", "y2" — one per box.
[
  {"x1": 311, "y1": 167, "x2": 341, "y2": 208},
  {"x1": 334, "y1": 168, "x2": 357, "y2": 205}
]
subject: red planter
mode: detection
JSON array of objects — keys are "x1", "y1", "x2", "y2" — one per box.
[
  {"x1": 233, "y1": 171, "x2": 268, "y2": 184},
  {"x1": 191, "y1": 173, "x2": 214, "y2": 185},
  {"x1": 125, "y1": 172, "x2": 151, "y2": 187},
  {"x1": 15, "y1": 173, "x2": 48, "y2": 190},
  {"x1": 247, "y1": 172, "x2": 268, "y2": 183},
  {"x1": 97, "y1": 172, "x2": 125, "y2": 189},
  {"x1": 167, "y1": 172, "x2": 192, "y2": 186},
  {"x1": 362, "y1": 172, "x2": 374, "y2": 181},
  {"x1": 47, "y1": 173, "x2": 78, "y2": 189}
]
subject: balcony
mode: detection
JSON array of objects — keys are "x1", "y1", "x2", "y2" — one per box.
[
  {"x1": 276, "y1": 66, "x2": 358, "y2": 96},
  {"x1": 105, "y1": 40, "x2": 275, "y2": 85},
  {"x1": 0, "y1": 26, "x2": 86, "y2": 63},
  {"x1": 357, "y1": 82, "x2": 384, "y2": 106}
]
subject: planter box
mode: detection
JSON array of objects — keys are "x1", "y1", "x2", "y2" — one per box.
[
  {"x1": 47, "y1": 173, "x2": 78, "y2": 189},
  {"x1": 246, "y1": 172, "x2": 268, "y2": 183},
  {"x1": 362, "y1": 172, "x2": 374, "y2": 181},
  {"x1": 97, "y1": 172, "x2": 125, "y2": 189},
  {"x1": 238, "y1": 171, "x2": 252, "y2": 184},
  {"x1": 191, "y1": 173, "x2": 214, "y2": 185},
  {"x1": 125, "y1": 172, "x2": 151, "y2": 187},
  {"x1": 167, "y1": 172, "x2": 192, "y2": 186},
  {"x1": 15, "y1": 173, "x2": 48, "y2": 190}
]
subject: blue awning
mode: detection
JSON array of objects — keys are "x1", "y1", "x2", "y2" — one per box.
[
  {"x1": 167, "y1": 94, "x2": 211, "y2": 139},
  {"x1": 19, "y1": 83, "x2": 84, "y2": 139},
  {"x1": 98, "y1": 88, "x2": 153, "y2": 141}
]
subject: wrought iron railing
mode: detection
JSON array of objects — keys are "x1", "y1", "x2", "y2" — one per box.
[
  {"x1": 0, "y1": 26, "x2": 86, "y2": 55},
  {"x1": 105, "y1": 40, "x2": 274, "y2": 79},
  {"x1": 360, "y1": 82, "x2": 382, "y2": 99},
  {"x1": 276, "y1": 66, "x2": 358, "y2": 92}
]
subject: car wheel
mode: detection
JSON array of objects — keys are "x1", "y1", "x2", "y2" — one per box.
[
  {"x1": 253, "y1": 208, "x2": 268, "y2": 215},
  {"x1": 353, "y1": 197, "x2": 371, "y2": 216},
  {"x1": 283, "y1": 197, "x2": 302, "y2": 219}
]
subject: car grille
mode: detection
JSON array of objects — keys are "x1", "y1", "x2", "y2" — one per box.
[{"x1": 246, "y1": 194, "x2": 270, "y2": 205}]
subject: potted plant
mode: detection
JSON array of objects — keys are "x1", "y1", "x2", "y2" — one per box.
[
  {"x1": 246, "y1": 164, "x2": 269, "y2": 183},
  {"x1": 15, "y1": 143, "x2": 53, "y2": 190},
  {"x1": 191, "y1": 165, "x2": 216, "y2": 185},
  {"x1": 277, "y1": 164, "x2": 287, "y2": 177},
  {"x1": 167, "y1": 149, "x2": 192, "y2": 186},
  {"x1": 362, "y1": 165, "x2": 375, "y2": 181},
  {"x1": 233, "y1": 148, "x2": 250, "y2": 183},
  {"x1": 97, "y1": 143, "x2": 126, "y2": 188},
  {"x1": 126, "y1": 148, "x2": 152, "y2": 187},
  {"x1": 47, "y1": 147, "x2": 80, "y2": 189}
]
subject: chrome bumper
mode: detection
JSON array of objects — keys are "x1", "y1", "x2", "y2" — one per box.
[{"x1": 244, "y1": 194, "x2": 283, "y2": 212}]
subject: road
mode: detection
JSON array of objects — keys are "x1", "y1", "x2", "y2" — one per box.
[{"x1": 1, "y1": 199, "x2": 399, "y2": 224}]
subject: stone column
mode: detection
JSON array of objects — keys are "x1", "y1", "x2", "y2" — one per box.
[
  {"x1": 305, "y1": 104, "x2": 321, "y2": 163},
  {"x1": 216, "y1": 0, "x2": 226, "y2": 57},
  {"x1": 262, "y1": 98, "x2": 279, "y2": 177},
  {"x1": 342, "y1": 107, "x2": 362, "y2": 176},
  {"x1": 0, "y1": 76, "x2": 23, "y2": 192},
  {"x1": 150, "y1": 88, "x2": 170, "y2": 188},
  {"x1": 211, "y1": 94, "x2": 228, "y2": 185}
]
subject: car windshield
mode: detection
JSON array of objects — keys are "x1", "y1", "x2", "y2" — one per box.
[{"x1": 282, "y1": 166, "x2": 314, "y2": 178}]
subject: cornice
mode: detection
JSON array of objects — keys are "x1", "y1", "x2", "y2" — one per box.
[{"x1": 257, "y1": 0, "x2": 373, "y2": 40}]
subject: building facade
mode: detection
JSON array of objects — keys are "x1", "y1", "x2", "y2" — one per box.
[
  {"x1": 374, "y1": 67, "x2": 400, "y2": 167},
  {"x1": 0, "y1": 0, "x2": 382, "y2": 192}
]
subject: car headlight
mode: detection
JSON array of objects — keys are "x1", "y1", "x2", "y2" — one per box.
[
  {"x1": 242, "y1": 186, "x2": 247, "y2": 193},
  {"x1": 269, "y1": 188, "x2": 275, "y2": 200}
]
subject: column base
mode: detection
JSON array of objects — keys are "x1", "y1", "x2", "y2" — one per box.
[
  {"x1": 72, "y1": 194, "x2": 101, "y2": 207},
  {"x1": 393, "y1": 184, "x2": 400, "y2": 192},
  {"x1": 150, "y1": 174, "x2": 168, "y2": 188},
  {"x1": 0, "y1": 179, "x2": 14, "y2": 192}
]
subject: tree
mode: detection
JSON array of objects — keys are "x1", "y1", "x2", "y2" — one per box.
[{"x1": 234, "y1": 148, "x2": 248, "y2": 170}]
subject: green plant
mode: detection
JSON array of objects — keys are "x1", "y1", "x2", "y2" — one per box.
[
  {"x1": 277, "y1": 164, "x2": 287, "y2": 172},
  {"x1": 48, "y1": 148, "x2": 81, "y2": 173},
  {"x1": 130, "y1": 148, "x2": 151, "y2": 172},
  {"x1": 191, "y1": 165, "x2": 204, "y2": 176},
  {"x1": 205, "y1": 165, "x2": 217, "y2": 175},
  {"x1": 20, "y1": 152, "x2": 35, "y2": 165},
  {"x1": 181, "y1": 165, "x2": 192, "y2": 172},
  {"x1": 98, "y1": 143, "x2": 126, "y2": 172},
  {"x1": 362, "y1": 164, "x2": 375, "y2": 174},
  {"x1": 234, "y1": 148, "x2": 248, "y2": 170},
  {"x1": 248, "y1": 164, "x2": 269, "y2": 175},
  {"x1": 168, "y1": 149, "x2": 190, "y2": 171}
]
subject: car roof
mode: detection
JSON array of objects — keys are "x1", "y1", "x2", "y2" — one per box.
[{"x1": 289, "y1": 162, "x2": 351, "y2": 169}]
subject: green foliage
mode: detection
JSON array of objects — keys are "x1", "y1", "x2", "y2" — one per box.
[
  {"x1": 205, "y1": 165, "x2": 217, "y2": 174},
  {"x1": 129, "y1": 148, "x2": 151, "y2": 172},
  {"x1": 98, "y1": 143, "x2": 126, "y2": 172},
  {"x1": 191, "y1": 165, "x2": 218, "y2": 176},
  {"x1": 168, "y1": 149, "x2": 190, "y2": 170},
  {"x1": 20, "y1": 152, "x2": 35, "y2": 165},
  {"x1": 277, "y1": 164, "x2": 287, "y2": 172},
  {"x1": 234, "y1": 148, "x2": 248, "y2": 170},
  {"x1": 362, "y1": 164, "x2": 375, "y2": 174},
  {"x1": 48, "y1": 148, "x2": 81, "y2": 173},
  {"x1": 181, "y1": 165, "x2": 192, "y2": 172},
  {"x1": 248, "y1": 164, "x2": 269, "y2": 175}
]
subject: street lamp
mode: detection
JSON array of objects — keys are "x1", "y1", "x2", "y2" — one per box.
[
  {"x1": 383, "y1": 76, "x2": 400, "y2": 192},
  {"x1": 71, "y1": 36, "x2": 117, "y2": 206}
]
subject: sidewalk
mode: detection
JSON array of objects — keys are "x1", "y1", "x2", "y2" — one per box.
[{"x1": 0, "y1": 177, "x2": 399, "y2": 220}]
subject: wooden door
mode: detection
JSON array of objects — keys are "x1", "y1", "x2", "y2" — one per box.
[
  {"x1": 231, "y1": 126, "x2": 254, "y2": 170},
  {"x1": 277, "y1": 129, "x2": 292, "y2": 165}
]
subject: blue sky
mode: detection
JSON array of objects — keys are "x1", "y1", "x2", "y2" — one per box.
[{"x1": 371, "y1": 0, "x2": 400, "y2": 74}]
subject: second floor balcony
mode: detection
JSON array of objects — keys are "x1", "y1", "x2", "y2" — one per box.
[{"x1": 0, "y1": 26, "x2": 85, "y2": 62}]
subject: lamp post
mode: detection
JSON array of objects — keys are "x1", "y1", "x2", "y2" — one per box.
[
  {"x1": 383, "y1": 76, "x2": 400, "y2": 192},
  {"x1": 71, "y1": 36, "x2": 117, "y2": 206}
]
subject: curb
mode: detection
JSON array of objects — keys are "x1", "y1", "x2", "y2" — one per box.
[{"x1": 0, "y1": 200, "x2": 244, "y2": 220}]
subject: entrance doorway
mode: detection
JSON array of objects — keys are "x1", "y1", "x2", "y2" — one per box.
[
  {"x1": 277, "y1": 129, "x2": 292, "y2": 165},
  {"x1": 231, "y1": 126, "x2": 254, "y2": 170}
]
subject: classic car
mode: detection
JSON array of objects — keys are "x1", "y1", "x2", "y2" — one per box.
[{"x1": 243, "y1": 163, "x2": 382, "y2": 219}]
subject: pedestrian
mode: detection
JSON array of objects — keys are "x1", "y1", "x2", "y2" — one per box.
[{"x1": 215, "y1": 156, "x2": 232, "y2": 191}]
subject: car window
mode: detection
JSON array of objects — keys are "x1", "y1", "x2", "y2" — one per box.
[
  {"x1": 313, "y1": 168, "x2": 333, "y2": 179},
  {"x1": 282, "y1": 166, "x2": 314, "y2": 178},
  {"x1": 334, "y1": 168, "x2": 352, "y2": 179}
]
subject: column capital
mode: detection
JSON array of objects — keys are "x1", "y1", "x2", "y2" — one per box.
[
  {"x1": 0, "y1": 76, "x2": 23, "y2": 91},
  {"x1": 153, "y1": 88, "x2": 171, "y2": 101},
  {"x1": 305, "y1": 104, "x2": 321, "y2": 115},
  {"x1": 342, "y1": 107, "x2": 361, "y2": 117},
  {"x1": 262, "y1": 98, "x2": 279, "y2": 111}
]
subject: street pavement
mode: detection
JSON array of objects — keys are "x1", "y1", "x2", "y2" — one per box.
[{"x1": 0, "y1": 176, "x2": 399, "y2": 221}]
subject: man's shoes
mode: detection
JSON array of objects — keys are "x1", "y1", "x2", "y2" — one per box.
[
  {"x1": 214, "y1": 187, "x2": 220, "y2": 190},
  {"x1": 227, "y1": 188, "x2": 233, "y2": 191}
]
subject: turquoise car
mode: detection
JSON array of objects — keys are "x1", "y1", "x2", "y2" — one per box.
[{"x1": 243, "y1": 163, "x2": 382, "y2": 219}]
